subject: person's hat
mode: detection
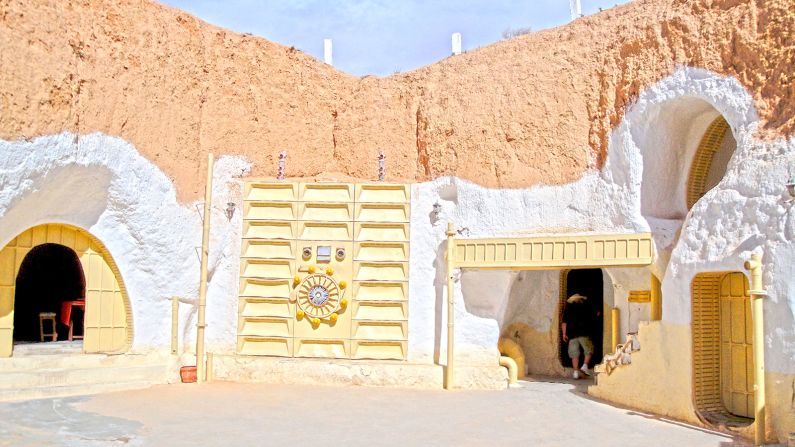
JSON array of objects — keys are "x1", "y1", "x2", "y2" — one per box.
[{"x1": 567, "y1": 293, "x2": 587, "y2": 303}]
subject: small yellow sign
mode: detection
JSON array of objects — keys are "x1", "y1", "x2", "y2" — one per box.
[{"x1": 628, "y1": 290, "x2": 651, "y2": 303}]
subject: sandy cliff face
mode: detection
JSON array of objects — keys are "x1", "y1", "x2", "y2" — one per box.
[{"x1": 0, "y1": 0, "x2": 792, "y2": 201}]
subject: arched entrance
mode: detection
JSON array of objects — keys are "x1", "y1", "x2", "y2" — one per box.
[
  {"x1": 692, "y1": 271, "x2": 754, "y2": 425},
  {"x1": 13, "y1": 243, "x2": 86, "y2": 342},
  {"x1": 639, "y1": 98, "x2": 737, "y2": 220},
  {"x1": 686, "y1": 116, "x2": 736, "y2": 210},
  {"x1": 0, "y1": 224, "x2": 132, "y2": 356},
  {"x1": 558, "y1": 268, "x2": 605, "y2": 369}
]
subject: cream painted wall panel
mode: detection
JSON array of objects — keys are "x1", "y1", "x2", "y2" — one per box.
[
  {"x1": 244, "y1": 183, "x2": 298, "y2": 202},
  {"x1": 244, "y1": 202, "x2": 297, "y2": 221},
  {"x1": 238, "y1": 181, "x2": 410, "y2": 360}
]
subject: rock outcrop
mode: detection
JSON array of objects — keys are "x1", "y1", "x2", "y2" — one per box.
[{"x1": 0, "y1": 0, "x2": 792, "y2": 200}]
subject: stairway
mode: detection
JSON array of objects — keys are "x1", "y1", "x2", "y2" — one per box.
[
  {"x1": 594, "y1": 333, "x2": 640, "y2": 376},
  {"x1": 0, "y1": 343, "x2": 178, "y2": 401}
]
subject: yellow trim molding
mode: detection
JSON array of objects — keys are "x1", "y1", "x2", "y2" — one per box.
[{"x1": 453, "y1": 233, "x2": 653, "y2": 270}]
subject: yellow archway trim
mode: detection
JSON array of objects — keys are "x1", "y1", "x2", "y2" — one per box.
[
  {"x1": 0, "y1": 224, "x2": 133, "y2": 356},
  {"x1": 686, "y1": 116, "x2": 730, "y2": 210}
]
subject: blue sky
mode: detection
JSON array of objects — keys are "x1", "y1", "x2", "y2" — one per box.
[{"x1": 160, "y1": 0, "x2": 630, "y2": 76}]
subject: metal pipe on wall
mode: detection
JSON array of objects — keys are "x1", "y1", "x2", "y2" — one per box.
[
  {"x1": 445, "y1": 222, "x2": 455, "y2": 390},
  {"x1": 650, "y1": 274, "x2": 662, "y2": 321},
  {"x1": 171, "y1": 296, "x2": 179, "y2": 355},
  {"x1": 196, "y1": 153, "x2": 214, "y2": 383},
  {"x1": 611, "y1": 307, "x2": 620, "y2": 351},
  {"x1": 744, "y1": 253, "x2": 766, "y2": 446}
]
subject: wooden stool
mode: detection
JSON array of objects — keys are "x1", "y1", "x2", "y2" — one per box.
[{"x1": 39, "y1": 312, "x2": 57, "y2": 342}]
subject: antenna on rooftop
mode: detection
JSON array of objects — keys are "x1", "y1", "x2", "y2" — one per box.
[
  {"x1": 451, "y1": 33, "x2": 462, "y2": 56},
  {"x1": 324, "y1": 39, "x2": 333, "y2": 65},
  {"x1": 569, "y1": 0, "x2": 582, "y2": 20}
]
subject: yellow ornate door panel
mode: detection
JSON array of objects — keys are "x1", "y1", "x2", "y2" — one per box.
[
  {"x1": 82, "y1": 247, "x2": 128, "y2": 353},
  {"x1": 237, "y1": 182, "x2": 410, "y2": 360},
  {"x1": 719, "y1": 272, "x2": 753, "y2": 418}
]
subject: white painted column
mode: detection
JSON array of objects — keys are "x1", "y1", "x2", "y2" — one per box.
[
  {"x1": 324, "y1": 38, "x2": 333, "y2": 65},
  {"x1": 451, "y1": 33, "x2": 462, "y2": 55},
  {"x1": 569, "y1": 0, "x2": 582, "y2": 20}
]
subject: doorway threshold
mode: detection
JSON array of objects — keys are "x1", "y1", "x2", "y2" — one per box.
[{"x1": 12, "y1": 341, "x2": 82, "y2": 356}]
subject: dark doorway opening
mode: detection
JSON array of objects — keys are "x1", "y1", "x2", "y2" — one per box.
[
  {"x1": 13, "y1": 244, "x2": 86, "y2": 342},
  {"x1": 559, "y1": 268, "x2": 604, "y2": 369}
]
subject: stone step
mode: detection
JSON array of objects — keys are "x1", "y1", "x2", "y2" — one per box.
[
  {"x1": 0, "y1": 364, "x2": 171, "y2": 390},
  {"x1": 0, "y1": 353, "x2": 173, "y2": 372},
  {"x1": 0, "y1": 379, "x2": 159, "y2": 402}
]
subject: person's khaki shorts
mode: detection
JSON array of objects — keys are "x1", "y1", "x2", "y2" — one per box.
[{"x1": 568, "y1": 336, "x2": 594, "y2": 358}]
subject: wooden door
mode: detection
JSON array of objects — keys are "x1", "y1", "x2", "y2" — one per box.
[{"x1": 719, "y1": 272, "x2": 754, "y2": 418}]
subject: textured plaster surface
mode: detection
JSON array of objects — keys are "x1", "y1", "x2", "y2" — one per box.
[
  {"x1": 591, "y1": 322, "x2": 795, "y2": 444},
  {"x1": 2, "y1": 0, "x2": 795, "y2": 201},
  {"x1": 213, "y1": 355, "x2": 507, "y2": 390},
  {"x1": 589, "y1": 322, "x2": 698, "y2": 424}
]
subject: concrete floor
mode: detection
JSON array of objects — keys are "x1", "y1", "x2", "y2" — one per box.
[{"x1": 0, "y1": 377, "x2": 747, "y2": 447}]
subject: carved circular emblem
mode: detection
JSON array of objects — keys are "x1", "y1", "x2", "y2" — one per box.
[{"x1": 297, "y1": 273, "x2": 341, "y2": 319}]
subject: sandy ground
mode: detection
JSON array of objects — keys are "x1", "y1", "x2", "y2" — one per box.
[{"x1": 0, "y1": 378, "x2": 748, "y2": 447}]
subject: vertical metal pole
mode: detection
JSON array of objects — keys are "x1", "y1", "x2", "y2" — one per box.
[
  {"x1": 744, "y1": 253, "x2": 766, "y2": 446},
  {"x1": 445, "y1": 222, "x2": 455, "y2": 389},
  {"x1": 171, "y1": 296, "x2": 179, "y2": 355},
  {"x1": 650, "y1": 274, "x2": 662, "y2": 321},
  {"x1": 206, "y1": 352, "x2": 214, "y2": 382},
  {"x1": 611, "y1": 307, "x2": 620, "y2": 351},
  {"x1": 196, "y1": 153, "x2": 214, "y2": 383}
]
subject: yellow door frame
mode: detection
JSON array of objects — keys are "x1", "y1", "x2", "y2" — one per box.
[
  {"x1": 558, "y1": 268, "x2": 610, "y2": 368},
  {"x1": 0, "y1": 224, "x2": 133, "y2": 356},
  {"x1": 691, "y1": 270, "x2": 754, "y2": 422}
]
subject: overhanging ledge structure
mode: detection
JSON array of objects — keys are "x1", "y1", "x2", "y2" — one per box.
[
  {"x1": 453, "y1": 232, "x2": 654, "y2": 270},
  {"x1": 444, "y1": 228, "x2": 654, "y2": 389}
]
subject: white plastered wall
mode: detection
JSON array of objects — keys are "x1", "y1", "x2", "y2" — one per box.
[
  {"x1": 0, "y1": 132, "x2": 250, "y2": 355},
  {"x1": 407, "y1": 67, "x2": 794, "y2": 393}
]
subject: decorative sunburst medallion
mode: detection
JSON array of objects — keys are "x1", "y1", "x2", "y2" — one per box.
[{"x1": 296, "y1": 273, "x2": 341, "y2": 320}]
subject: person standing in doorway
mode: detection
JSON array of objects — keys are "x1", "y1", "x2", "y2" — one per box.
[{"x1": 562, "y1": 293, "x2": 596, "y2": 379}]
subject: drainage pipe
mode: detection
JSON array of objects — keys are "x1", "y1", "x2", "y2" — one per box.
[
  {"x1": 744, "y1": 253, "x2": 766, "y2": 446},
  {"x1": 445, "y1": 222, "x2": 456, "y2": 390},
  {"x1": 650, "y1": 274, "x2": 662, "y2": 321},
  {"x1": 196, "y1": 153, "x2": 214, "y2": 384},
  {"x1": 498, "y1": 337, "x2": 525, "y2": 379},
  {"x1": 171, "y1": 296, "x2": 179, "y2": 355},
  {"x1": 499, "y1": 356, "x2": 518, "y2": 385},
  {"x1": 611, "y1": 307, "x2": 620, "y2": 351}
]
